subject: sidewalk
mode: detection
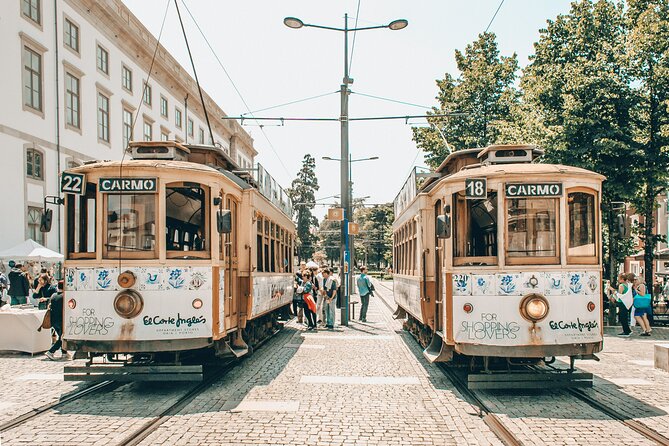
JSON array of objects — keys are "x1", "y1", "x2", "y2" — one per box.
[{"x1": 136, "y1": 280, "x2": 502, "y2": 446}]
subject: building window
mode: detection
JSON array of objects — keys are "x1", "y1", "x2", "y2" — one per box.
[
  {"x1": 65, "y1": 72, "x2": 80, "y2": 129},
  {"x1": 122, "y1": 65, "x2": 132, "y2": 92},
  {"x1": 175, "y1": 108, "x2": 182, "y2": 128},
  {"x1": 198, "y1": 127, "x2": 204, "y2": 144},
  {"x1": 22, "y1": 0, "x2": 41, "y2": 25},
  {"x1": 97, "y1": 93, "x2": 110, "y2": 143},
  {"x1": 26, "y1": 148, "x2": 43, "y2": 180},
  {"x1": 96, "y1": 45, "x2": 109, "y2": 75},
  {"x1": 22, "y1": 46, "x2": 42, "y2": 111},
  {"x1": 143, "y1": 120, "x2": 152, "y2": 141},
  {"x1": 187, "y1": 118, "x2": 194, "y2": 137},
  {"x1": 142, "y1": 81, "x2": 152, "y2": 106},
  {"x1": 28, "y1": 207, "x2": 45, "y2": 245},
  {"x1": 160, "y1": 95, "x2": 168, "y2": 118},
  {"x1": 64, "y1": 18, "x2": 79, "y2": 53},
  {"x1": 161, "y1": 131, "x2": 169, "y2": 141},
  {"x1": 123, "y1": 109, "x2": 133, "y2": 148}
]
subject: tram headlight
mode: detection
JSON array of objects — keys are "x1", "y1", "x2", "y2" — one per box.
[
  {"x1": 117, "y1": 270, "x2": 136, "y2": 289},
  {"x1": 520, "y1": 294, "x2": 549, "y2": 322},
  {"x1": 113, "y1": 289, "x2": 144, "y2": 319}
]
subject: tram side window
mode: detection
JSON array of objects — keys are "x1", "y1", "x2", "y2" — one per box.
[
  {"x1": 165, "y1": 184, "x2": 208, "y2": 256},
  {"x1": 66, "y1": 183, "x2": 96, "y2": 258},
  {"x1": 453, "y1": 191, "x2": 498, "y2": 265},
  {"x1": 105, "y1": 193, "x2": 156, "y2": 257},
  {"x1": 506, "y1": 198, "x2": 558, "y2": 263},
  {"x1": 568, "y1": 191, "x2": 597, "y2": 259}
]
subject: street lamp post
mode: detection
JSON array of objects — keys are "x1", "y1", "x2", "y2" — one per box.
[{"x1": 285, "y1": 14, "x2": 407, "y2": 326}]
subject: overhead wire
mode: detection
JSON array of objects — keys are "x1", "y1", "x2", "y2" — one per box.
[
  {"x1": 348, "y1": 0, "x2": 362, "y2": 74},
  {"x1": 350, "y1": 91, "x2": 434, "y2": 110},
  {"x1": 485, "y1": 0, "x2": 506, "y2": 33},
  {"x1": 179, "y1": 0, "x2": 292, "y2": 181},
  {"x1": 240, "y1": 91, "x2": 339, "y2": 116}
]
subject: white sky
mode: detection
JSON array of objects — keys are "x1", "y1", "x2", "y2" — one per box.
[{"x1": 124, "y1": 0, "x2": 572, "y2": 220}]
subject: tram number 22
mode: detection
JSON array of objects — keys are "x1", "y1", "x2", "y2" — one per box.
[
  {"x1": 61, "y1": 172, "x2": 86, "y2": 195},
  {"x1": 465, "y1": 178, "x2": 487, "y2": 199}
]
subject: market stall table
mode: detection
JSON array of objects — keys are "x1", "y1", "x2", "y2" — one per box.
[{"x1": 0, "y1": 307, "x2": 52, "y2": 353}]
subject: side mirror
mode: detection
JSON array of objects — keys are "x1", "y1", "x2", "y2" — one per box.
[
  {"x1": 436, "y1": 214, "x2": 451, "y2": 239},
  {"x1": 217, "y1": 209, "x2": 232, "y2": 234},
  {"x1": 616, "y1": 214, "x2": 626, "y2": 237},
  {"x1": 40, "y1": 209, "x2": 53, "y2": 233}
]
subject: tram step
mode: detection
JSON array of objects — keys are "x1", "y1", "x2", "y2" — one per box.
[
  {"x1": 467, "y1": 372, "x2": 593, "y2": 390},
  {"x1": 63, "y1": 364, "x2": 204, "y2": 382}
]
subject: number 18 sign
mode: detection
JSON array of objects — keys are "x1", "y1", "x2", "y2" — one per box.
[
  {"x1": 465, "y1": 178, "x2": 487, "y2": 199},
  {"x1": 61, "y1": 172, "x2": 86, "y2": 195}
]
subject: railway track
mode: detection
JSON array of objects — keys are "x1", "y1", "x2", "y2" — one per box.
[
  {"x1": 0, "y1": 380, "x2": 119, "y2": 433},
  {"x1": 372, "y1": 278, "x2": 669, "y2": 446},
  {"x1": 1, "y1": 326, "x2": 282, "y2": 445}
]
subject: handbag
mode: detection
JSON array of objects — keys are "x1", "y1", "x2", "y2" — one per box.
[
  {"x1": 633, "y1": 293, "x2": 651, "y2": 309},
  {"x1": 303, "y1": 293, "x2": 317, "y2": 313},
  {"x1": 37, "y1": 307, "x2": 51, "y2": 332}
]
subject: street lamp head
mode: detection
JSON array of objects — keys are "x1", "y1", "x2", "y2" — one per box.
[
  {"x1": 388, "y1": 19, "x2": 408, "y2": 31},
  {"x1": 322, "y1": 156, "x2": 336, "y2": 161},
  {"x1": 283, "y1": 17, "x2": 304, "y2": 29},
  {"x1": 368, "y1": 156, "x2": 380, "y2": 160}
]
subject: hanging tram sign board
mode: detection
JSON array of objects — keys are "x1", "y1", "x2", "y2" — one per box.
[
  {"x1": 99, "y1": 177, "x2": 158, "y2": 193},
  {"x1": 61, "y1": 172, "x2": 86, "y2": 195},
  {"x1": 465, "y1": 178, "x2": 487, "y2": 199},
  {"x1": 505, "y1": 183, "x2": 563, "y2": 198}
]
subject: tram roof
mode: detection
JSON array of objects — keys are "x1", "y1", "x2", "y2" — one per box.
[
  {"x1": 440, "y1": 162, "x2": 605, "y2": 183},
  {"x1": 71, "y1": 159, "x2": 221, "y2": 174}
]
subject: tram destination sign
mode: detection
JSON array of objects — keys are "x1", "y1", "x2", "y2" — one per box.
[
  {"x1": 505, "y1": 183, "x2": 563, "y2": 198},
  {"x1": 99, "y1": 177, "x2": 157, "y2": 193}
]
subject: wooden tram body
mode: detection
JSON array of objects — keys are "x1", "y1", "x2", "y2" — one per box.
[
  {"x1": 392, "y1": 145, "x2": 604, "y2": 376},
  {"x1": 59, "y1": 141, "x2": 295, "y2": 376}
]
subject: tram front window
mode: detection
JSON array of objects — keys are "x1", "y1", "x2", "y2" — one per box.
[
  {"x1": 568, "y1": 191, "x2": 596, "y2": 258},
  {"x1": 105, "y1": 194, "x2": 156, "y2": 256},
  {"x1": 166, "y1": 184, "x2": 207, "y2": 255},
  {"x1": 453, "y1": 191, "x2": 498, "y2": 265},
  {"x1": 506, "y1": 198, "x2": 558, "y2": 262}
]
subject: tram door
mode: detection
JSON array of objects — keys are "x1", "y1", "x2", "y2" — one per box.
[
  {"x1": 434, "y1": 200, "x2": 444, "y2": 335},
  {"x1": 223, "y1": 198, "x2": 239, "y2": 330}
]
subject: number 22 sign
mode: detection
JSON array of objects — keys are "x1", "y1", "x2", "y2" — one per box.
[
  {"x1": 61, "y1": 172, "x2": 86, "y2": 195},
  {"x1": 465, "y1": 178, "x2": 487, "y2": 199}
]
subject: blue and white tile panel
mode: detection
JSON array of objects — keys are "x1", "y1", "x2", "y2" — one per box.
[
  {"x1": 65, "y1": 267, "x2": 213, "y2": 292},
  {"x1": 453, "y1": 271, "x2": 600, "y2": 297}
]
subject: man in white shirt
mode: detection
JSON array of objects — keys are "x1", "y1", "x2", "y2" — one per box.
[{"x1": 314, "y1": 268, "x2": 326, "y2": 325}]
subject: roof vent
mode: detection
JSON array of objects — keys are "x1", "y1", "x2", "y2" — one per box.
[
  {"x1": 129, "y1": 141, "x2": 190, "y2": 161},
  {"x1": 478, "y1": 144, "x2": 542, "y2": 165}
]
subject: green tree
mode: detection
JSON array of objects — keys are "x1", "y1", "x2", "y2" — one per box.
[
  {"x1": 413, "y1": 32, "x2": 519, "y2": 168},
  {"x1": 354, "y1": 204, "x2": 394, "y2": 269},
  {"x1": 286, "y1": 154, "x2": 319, "y2": 261},
  {"x1": 626, "y1": 0, "x2": 669, "y2": 290},
  {"x1": 520, "y1": 0, "x2": 640, "y2": 282}
]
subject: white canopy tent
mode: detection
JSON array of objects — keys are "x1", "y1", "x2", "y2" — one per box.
[{"x1": 0, "y1": 239, "x2": 64, "y2": 262}]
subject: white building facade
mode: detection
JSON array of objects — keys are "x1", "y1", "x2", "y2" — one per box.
[{"x1": 0, "y1": 0, "x2": 257, "y2": 254}]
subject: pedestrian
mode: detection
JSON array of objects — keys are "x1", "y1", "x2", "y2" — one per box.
[
  {"x1": 34, "y1": 273, "x2": 56, "y2": 310},
  {"x1": 293, "y1": 263, "x2": 307, "y2": 322},
  {"x1": 300, "y1": 271, "x2": 317, "y2": 330},
  {"x1": 607, "y1": 272, "x2": 633, "y2": 337},
  {"x1": 632, "y1": 274, "x2": 652, "y2": 336},
  {"x1": 44, "y1": 280, "x2": 71, "y2": 360},
  {"x1": 314, "y1": 266, "x2": 326, "y2": 326},
  {"x1": 322, "y1": 268, "x2": 338, "y2": 329},
  {"x1": 8, "y1": 262, "x2": 30, "y2": 306},
  {"x1": 356, "y1": 266, "x2": 374, "y2": 323},
  {"x1": 0, "y1": 270, "x2": 8, "y2": 306}
]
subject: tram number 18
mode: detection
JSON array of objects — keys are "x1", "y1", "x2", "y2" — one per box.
[{"x1": 465, "y1": 178, "x2": 487, "y2": 199}]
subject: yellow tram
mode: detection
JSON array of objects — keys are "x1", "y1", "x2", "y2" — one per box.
[
  {"x1": 392, "y1": 145, "x2": 604, "y2": 386},
  {"x1": 50, "y1": 141, "x2": 295, "y2": 380}
]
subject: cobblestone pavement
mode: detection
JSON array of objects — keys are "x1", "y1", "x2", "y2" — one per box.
[
  {"x1": 0, "y1": 353, "x2": 89, "y2": 425},
  {"x1": 136, "y1": 284, "x2": 501, "y2": 446}
]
